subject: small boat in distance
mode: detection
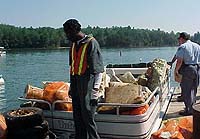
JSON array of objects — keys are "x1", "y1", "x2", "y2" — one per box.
[
  {"x1": 0, "y1": 47, "x2": 6, "y2": 56},
  {"x1": 0, "y1": 75, "x2": 5, "y2": 85}
]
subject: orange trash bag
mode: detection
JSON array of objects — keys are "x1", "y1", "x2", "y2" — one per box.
[
  {"x1": 25, "y1": 84, "x2": 44, "y2": 100},
  {"x1": 121, "y1": 104, "x2": 149, "y2": 115},
  {"x1": 43, "y1": 81, "x2": 69, "y2": 103},
  {"x1": 151, "y1": 119, "x2": 181, "y2": 139},
  {"x1": 54, "y1": 82, "x2": 72, "y2": 111},
  {"x1": 178, "y1": 116, "x2": 193, "y2": 139},
  {"x1": 0, "y1": 114, "x2": 7, "y2": 139},
  {"x1": 151, "y1": 116, "x2": 193, "y2": 139},
  {"x1": 55, "y1": 98, "x2": 73, "y2": 112}
]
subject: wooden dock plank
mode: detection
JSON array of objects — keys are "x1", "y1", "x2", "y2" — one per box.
[{"x1": 164, "y1": 86, "x2": 200, "y2": 120}]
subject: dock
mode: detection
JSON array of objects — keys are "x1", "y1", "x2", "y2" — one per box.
[{"x1": 164, "y1": 86, "x2": 200, "y2": 120}]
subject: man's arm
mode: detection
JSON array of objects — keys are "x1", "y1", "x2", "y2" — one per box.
[
  {"x1": 88, "y1": 38, "x2": 104, "y2": 105},
  {"x1": 93, "y1": 73, "x2": 103, "y2": 91},
  {"x1": 175, "y1": 57, "x2": 183, "y2": 75},
  {"x1": 91, "y1": 73, "x2": 103, "y2": 101}
]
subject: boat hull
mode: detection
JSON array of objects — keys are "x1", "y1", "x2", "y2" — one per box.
[{"x1": 51, "y1": 95, "x2": 160, "y2": 139}]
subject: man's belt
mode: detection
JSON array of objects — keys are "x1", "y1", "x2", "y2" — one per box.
[
  {"x1": 185, "y1": 64, "x2": 199, "y2": 66},
  {"x1": 185, "y1": 64, "x2": 200, "y2": 71}
]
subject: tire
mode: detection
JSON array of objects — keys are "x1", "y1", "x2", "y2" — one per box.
[
  {"x1": 7, "y1": 120, "x2": 49, "y2": 139},
  {"x1": 4, "y1": 107, "x2": 44, "y2": 130}
]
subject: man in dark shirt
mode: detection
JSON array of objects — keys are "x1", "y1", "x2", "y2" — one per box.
[{"x1": 63, "y1": 19, "x2": 104, "y2": 139}]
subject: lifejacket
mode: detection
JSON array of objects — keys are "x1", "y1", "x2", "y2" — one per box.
[{"x1": 70, "y1": 37, "x2": 93, "y2": 75}]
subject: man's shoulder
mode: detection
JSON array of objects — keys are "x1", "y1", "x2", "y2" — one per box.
[
  {"x1": 185, "y1": 40, "x2": 200, "y2": 48},
  {"x1": 185, "y1": 40, "x2": 198, "y2": 46},
  {"x1": 88, "y1": 37, "x2": 99, "y2": 46},
  {"x1": 81, "y1": 35, "x2": 96, "y2": 44}
]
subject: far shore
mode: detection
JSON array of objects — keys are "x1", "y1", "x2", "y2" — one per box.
[
  {"x1": 5, "y1": 45, "x2": 176, "y2": 51},
  {"x1": 6, "y1": 47, "x2": 70, "y2": 51}
]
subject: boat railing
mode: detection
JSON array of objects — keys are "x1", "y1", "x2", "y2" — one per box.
[
  {"x1": 18, "y1": 96, "x2": 52, "y2": 111},
  {"x1": 99, "y1": 86, "x2": 158, "y2": 107},
  {"x1": 106, "y1": 67, "x2": 148, "y2": 75},
  {"x1": 98, "y1": 86, "x2": 159, "y2": 115},
  {"x1": 18, "y1": 96, "x2": 73, "y2": 113},
  {"x1": 52, "y1": 99, "x2": 72, "y2": 111},
  {"x1": 158, "y1": 69, "x2": 171, "y2": 103},
  {"x1": 18, "y1": 86, "x2": 159, "y2": 115},
  {"x1": 18, "y1": 65, "x2": 171, "y2": 115},
  {"x1": 49, "y1": 86, "x2": 159, "y2": 116}
]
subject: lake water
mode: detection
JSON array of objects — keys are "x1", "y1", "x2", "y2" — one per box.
[{"x1": 0, "y1": 47, "x2": 179, "y2": 112}]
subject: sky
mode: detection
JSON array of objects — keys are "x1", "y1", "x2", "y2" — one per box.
[{"x1": 0, "y1": 0, "x2": 200, "y2": 35}]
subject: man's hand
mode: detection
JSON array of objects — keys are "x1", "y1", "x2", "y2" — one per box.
[
  {"x1": 91, "y1": 88, "x2": 99, "y2": 99},
  {"x1": 167, "y1": 61, "x2": 173, "y2": 66},
  {"x1": 90, "y1": 88, "x2": 99, "y2": 106},
  {"x1": 175, "y1": 70, "x2": 179, "y2": 76}
]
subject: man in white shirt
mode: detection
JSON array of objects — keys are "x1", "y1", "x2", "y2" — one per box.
[{"x1": 175, "y1": 32, "x2": 200, "y2": 116}]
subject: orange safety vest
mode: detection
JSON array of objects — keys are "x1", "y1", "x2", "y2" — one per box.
[{"x1": 70, "y1": 37, "x2": 93, "y2": 75}]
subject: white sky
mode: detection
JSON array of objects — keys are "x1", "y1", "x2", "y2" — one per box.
[{"x1": 0, "y1": 0, "x2": 200, "y2": 35}]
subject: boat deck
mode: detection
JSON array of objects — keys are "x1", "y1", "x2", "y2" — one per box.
[{"x1": 164, "y1": 86, "x2": 200, "y2": 120}]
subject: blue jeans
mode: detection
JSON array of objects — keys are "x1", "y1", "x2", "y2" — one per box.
[
  {"x1": 181, "y1": 65, "x2": 199, "y2": 113},
  {"x1": 71, "y1": 75, "x2": 100, "y2": 139}
]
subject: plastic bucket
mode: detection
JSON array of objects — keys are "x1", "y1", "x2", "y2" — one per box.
[{"x1": 193, "y1": 102, "x2": 200, "y2": 139}]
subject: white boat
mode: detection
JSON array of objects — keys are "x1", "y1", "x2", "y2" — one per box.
[
  {"x1": 0, "y1": 47, "x2": 6, "y2": 57},
  {"x1": 18, "y1": 61, "x2": 173, "y2": 139},
  {"x1": 0, "y1": 75, "x2": 5, "y2": 85}
]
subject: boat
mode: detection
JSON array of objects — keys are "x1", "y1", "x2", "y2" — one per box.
[
  {"x1": 0, "y1": 47, "x2": 6, "y2": 57},
  {"x1": 18, "y1": 59, "x2": 174, "y2": 139},
  {"x1": 0, "y1": 75, "x2": 4, "y2": 85}
]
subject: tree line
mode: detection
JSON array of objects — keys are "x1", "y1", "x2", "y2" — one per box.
[{"x1": 0, "y1": 24, "x2": 200, "y2": 49}]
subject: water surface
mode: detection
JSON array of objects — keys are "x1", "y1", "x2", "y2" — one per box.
[{"x1": 0, "y1": 47, "x2": 178, "y2": 111}]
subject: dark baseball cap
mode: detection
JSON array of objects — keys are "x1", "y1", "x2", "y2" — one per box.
[
  {"x1": 178, "y1": 32, "x2": 190, "y2": 40},
  {"x1": 63, "y1": 19, "x2": 81, "y2": 33}
]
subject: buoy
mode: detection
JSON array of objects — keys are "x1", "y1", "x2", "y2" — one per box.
[{"x1": 0, "y1": 75, "x2": 4, "y2": 85}]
